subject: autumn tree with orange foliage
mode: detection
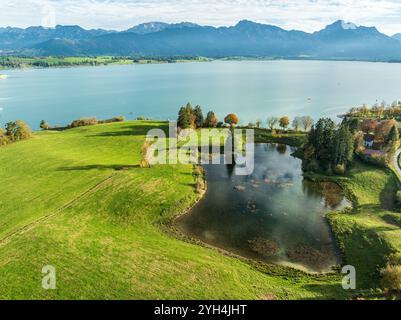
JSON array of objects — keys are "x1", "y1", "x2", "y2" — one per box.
[
  {"x1": 375, "y1": 119, "x2": 398, "y2": 142},
  {"x1": 361, "y1": 118, "x2": 379, "y2": 134},
  {"x1": 224, "y1": 114, "x2": 239, "y2": 128}
]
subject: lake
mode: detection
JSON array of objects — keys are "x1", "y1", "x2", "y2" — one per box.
[
  {"x1": 176, "y1": 144, "x2": 351, "y2": 273},
  {"x1": 1, "y1": 60, "x2": 401, "y2": 129}
]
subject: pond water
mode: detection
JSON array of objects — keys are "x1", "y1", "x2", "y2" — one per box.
[{"x1": 176, "y1": 144, "x2": 351, "y2": 273}]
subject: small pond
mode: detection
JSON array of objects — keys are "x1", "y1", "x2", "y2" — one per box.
[{"x1": 175, "y1": 143, "x2": 351, "y2": 273}]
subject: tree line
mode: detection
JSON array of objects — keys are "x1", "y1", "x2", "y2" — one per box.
[
  {"x1": 346, "y1": 101, "x2": 401, "y2": 120},
  {"x1": 303, "y1": 116, "x2": 400, "y2": 174},
  {"x1": 177, "y1": 103, "x2": 314, "y2": 132}
]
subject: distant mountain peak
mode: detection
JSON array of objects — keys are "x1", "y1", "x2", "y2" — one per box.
[
  {"x1": 393, "y1": 33, "x2": 401, "y2": 42},
  {"x1": 324, "y1": 20, "x2": 358, "y2": 31},
  {"x1": 340, "y1": 20, "x2": 357, "y2": 30}
]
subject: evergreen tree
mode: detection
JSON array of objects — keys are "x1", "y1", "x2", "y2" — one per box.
[
  {"x1": 388, "y1": 125, "x2": 399, "y2": 144},
  {"x1": 204, "y1": 111, "x2": 218, "y2": 128},
  {"x1": 387, "y1": 125, "x2": 400, "y2": 151},
  {"x1": 332, "y1": 124, "x2": 354, "y2": 168},
  {"x1": 193, "y1": 105, "x2": 204, "y2": 128},
  {"x1": 314, "y1": 118, "x2": 336, "y2": 170},
  {"x1": 177, "y1": 103, "x2": 195, "y2": 129},
  {"x1": 342, "y1": 117, "x2": 360, "y2": 133}
]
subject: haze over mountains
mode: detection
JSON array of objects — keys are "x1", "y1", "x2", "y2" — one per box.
[{"x1": 1, "y1": 20, "x2": 401, "y2": 61}]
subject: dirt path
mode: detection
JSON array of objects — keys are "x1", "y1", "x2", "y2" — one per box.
[
  {"x1": 0, "y1": 173, "x2": 116, "y2": 246},
  {"x1": 391, "y1": 148, "x2": 401, "y2": 189}
]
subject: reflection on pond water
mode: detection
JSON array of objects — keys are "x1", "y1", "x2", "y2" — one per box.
[{"x1": 176, "y1": 143, "x2": 351, "y2": 273}]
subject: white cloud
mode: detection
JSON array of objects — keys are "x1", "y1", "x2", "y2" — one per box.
[{"x1": 1, "y1": 0, "x2": 401, "y2": 35}]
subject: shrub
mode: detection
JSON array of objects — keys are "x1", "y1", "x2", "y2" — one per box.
[
  {"x1": 388, "y1": 253, "x2": 401, "y2": 266},
  {"x1": 140, "y1": 140, "x2": 152, "y2": 168},
  {"x1": 303, "y1": 159, "x2": 320, "y2": 173},
  {"x1": 6, "y1": 120, "x2": 33, "y2": 141},
  {"x1": 396, "y1": 192, "x2": 401, "y2": 207},
  {"x1": 0, "y1": 128, "x2": 10, "y2": 146},
  {"x1": 359, "y1": 152, "x2": 389, "y2": 168},
  {"x1": 334, "y1": 164, "x2": 346, "y2": 175},
  {"x1": 380, "y1": 265, "x2": 401, "y2": 292},
  {"x1": 40, "y1": 120, "x2": 51, "y2": 130},
  {"x1": 98, "y1": 116, "x2": 125, "y2": 124},
  {"x1": 196, "y1": 179, "x2": 206, "y2": 194},
  {"x1": 70, "y1": 117, "x2": 98, "y2": 128}
]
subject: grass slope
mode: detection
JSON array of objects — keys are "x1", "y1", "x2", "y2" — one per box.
[
  {"x1": 0, "y1": 121, "x2": 347, "y2": 300},
  {"x1": 308, "y1": 162, "x2": 401, "y2": 291}
]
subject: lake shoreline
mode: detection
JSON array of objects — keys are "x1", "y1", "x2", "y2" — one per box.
[{"x1": 169, "y1": 141, "x2": 346, "y2": 275}]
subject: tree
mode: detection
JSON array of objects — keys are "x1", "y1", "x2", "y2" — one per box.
[
  {"x1": 204, "y1": 111, "x2": 218, "y2": 128},
  {"x1": 279, "y1": 116, "x2": 290, "y2": 131},
  {"x1": 387, "y1": 125, "x2": 400, "y2": 151},
  {"x1": 375, "y1": 119, "x2": 398, "y2": 142},
  {"x1": 388, "y1": 125, "x2": 399, "y2": 143},
  {"x1": 255, "y1": 119, "x2": 262, "y2": 129},
  {"x1": 332, "y1": 124, "x2": 354, "y2": 168},
  {"x1": 5, "y1": 120, "x2": 32, "y2": 142},
  {"x1": 361, "y1": 118, "x2": 378, "y2": 134},
  {"x1": 177, "y1": 103, "x2": 195, "y2": 129},
  {"x1": 292, "y1": 117, "x2": 302, "y2": 131},
  {"x1": 301, "y1": 116, "x2": 314, "y2": 132},
  {"x1": 193, "y1": 105, "x2": 204, "y2": 128},
  {"x1": 267, "y1": 117, "x2": 279, "y2": 132},
  {"x1": 303, "y1": 118, "x2": 337, "y2": 172},
  {"x1": 224, "y1": 114, "x2": 239, "y2": 128},
  {"x1": 40, "y1": 120, "x2": 51, "y2": 130},
  {"x1": 343, "y1": 117, "x2": 360, "y2": 133}
]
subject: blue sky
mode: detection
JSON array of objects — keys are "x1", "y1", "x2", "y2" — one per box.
[{"x1": 2, "y1": 0, "x2": 401, "y2": 35}]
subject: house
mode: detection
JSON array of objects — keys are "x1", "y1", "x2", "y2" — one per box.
[{"x1": 364, "y1": 134, "x2": 375, "y2": 148}]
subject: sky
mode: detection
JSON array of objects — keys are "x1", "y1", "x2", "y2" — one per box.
[{"x1": 1, "y1": 0, "x2": 401, "y2": 35}]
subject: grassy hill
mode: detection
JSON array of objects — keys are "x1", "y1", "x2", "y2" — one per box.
[
  {"x1": 0, "y1": 121, "x2": 350, "y2": 299},
  {"x1": 1, "y1": 120, "x2": 400, "y2": 299}
]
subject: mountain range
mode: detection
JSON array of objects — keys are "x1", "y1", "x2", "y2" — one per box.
[{"x1": 1, "y1": 20, "x2": 401, "y2": 61}]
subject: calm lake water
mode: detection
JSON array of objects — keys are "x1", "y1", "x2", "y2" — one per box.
[
  {"x1": 1, "y1": 60, "x2": 401, "y2": 129},
  {"x1": 176, "y1": 144, "x2": 351, "y2": 272}
]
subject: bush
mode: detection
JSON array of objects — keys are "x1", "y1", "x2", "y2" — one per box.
[
  {"x1": 334, "y1": 164, "x2": 346, "y2": 175},
  {"x1": 359, "y1": 152, "x2": 390, "y2": 168},
  {"x1": 380, "y1": 264, "x2": 401, "y2": 292},
  {"x1": 70, "y1": 117, "x2": 98, "y2": 128},
  {"x1": 388, "y1": 253, "x2": 401, "y2": 266},
  {"x1": 303, "y1": 159, "x2": 320, "y2": 173},
  {"x1": 140, "y1": 140, "x2": 152, "y2": 168},
  {"x1": 396, "y1": 192, "x2": 401, "y2": 207},
  {"x1": 0, "y1": 128, "x2": 10, "y2": 146},
  {"x1": 40, "y1": 120, "x2": 51, "y2": 130},
  {"x1": 5, "y1": 120, "x2": 33, "y2": 141},
  {"x1": 98, "y1": 116, "x2": 125, "y2": 124}
]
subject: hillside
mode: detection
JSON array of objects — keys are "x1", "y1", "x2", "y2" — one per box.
[
  {"x1": 1, "y1": 121, "x2": 400, "y2": 299},
  {"x1": 0, "y1": 121, "x2": 348, "y2": 299}
]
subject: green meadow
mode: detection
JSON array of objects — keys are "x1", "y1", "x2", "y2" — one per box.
[{"x1": 0, "y1": 121, "x2": 399, "y2": 299}]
